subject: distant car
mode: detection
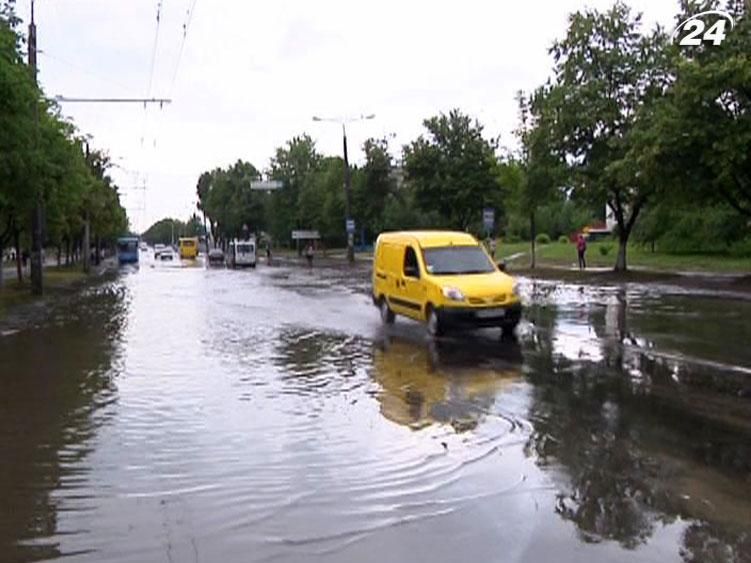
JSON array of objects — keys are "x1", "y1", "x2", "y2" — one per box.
[
  {"x1": 154, "y1": 244, "x2": 166, "y2": 257},
  {"x1": 229, "y1": 237, "x2": 257, "y2": 268},
  {"x1": 139, "y1": 242, "x2": 148, "y2": 252},
  {"x1": 207, "y1": 248, "x2": 225, "y2": 266},
  {"x1": 159, "y1": 248, "x2": 175, "y2": 261}
]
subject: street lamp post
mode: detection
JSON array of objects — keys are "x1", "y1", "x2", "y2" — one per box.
[{"x1": 312, "y1": 114, "x2": 375, "y2": 263}]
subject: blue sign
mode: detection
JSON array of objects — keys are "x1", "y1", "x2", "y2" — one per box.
[{"x1": 346, "y1": 219, "x2": 355, "y2": 234}]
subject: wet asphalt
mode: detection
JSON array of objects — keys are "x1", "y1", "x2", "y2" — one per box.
[{"x1": 0, "y1": 253, "x2": 749, "y2": 562}]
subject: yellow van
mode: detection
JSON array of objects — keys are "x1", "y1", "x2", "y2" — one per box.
[
  {"x1": 372, "y1": 231, "x2": 522, "y2": 336},
  {"x1": 178, "y1": 237, "x2": 199, "y2": 259}
]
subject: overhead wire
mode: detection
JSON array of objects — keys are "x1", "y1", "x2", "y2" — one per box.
[
  {"x1": 40, "y1": 51, "x2": 133, "y2": 92},
  {"x1": 137, "y1": 0, "x2": 166, "y2": 231},
  {"x1": 146, "y1": 0, "x2": 164, "y2": 100},
  {"x1": 168, "y1": 0, "x2": 199, "y2": 96}
]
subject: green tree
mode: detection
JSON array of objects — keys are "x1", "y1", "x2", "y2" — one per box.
[
  {"x1": 0, "y1": 6, "x2": 36, "y2": 283},
  {"x1": 403, "y1": 109, "x2": 502, "y2": 230},
  {"x1": 629, "y1": 0, "x2": 751, "y2": 220},
  {"x1": 268, "y1": 134, "x2": 321, "y2": 244},
  {"x1": 1, "y1": 2, "x2": 128, "y2": 284},
  {"x1": 513, "y1": 88, "x2": 566, "y2": 268},
  {"x1": 141, "y1": 218, "x2": 186, "y2": 246},
  {"x1": 352, "y1": 137, "x2": 397, "y2": 242},
  {"x1": 195, "y1": 160, "x2": 263, "y2": 246},
  {"x1": 543, "y1": 2, "x2": 672, "y2": 270}
]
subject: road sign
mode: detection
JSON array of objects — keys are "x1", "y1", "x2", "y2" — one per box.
[
  {"x1": 250, "y1": 180, "x2": 283, "y2": 191},
  {"x1": 345, "y1": 219, "x2": 355, "y2": 234},
  {"x1": 483, "y1": 208, "x2": 495, "y2": 232},
  {"x1": 291, "y1": 230, "x2": 320, "y2": 240}
]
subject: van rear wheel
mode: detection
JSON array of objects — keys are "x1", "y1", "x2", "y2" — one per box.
[{"x1": 380, "y1": 298, "x2": 395, "y2": 324}]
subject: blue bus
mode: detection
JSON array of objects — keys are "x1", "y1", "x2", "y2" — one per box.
[{"x1": 117, "y1": 237, "x2": 140, "y2": 265}]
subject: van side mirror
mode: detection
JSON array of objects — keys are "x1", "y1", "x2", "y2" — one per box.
[{"x1": 497, "y1": 261, "x2": 507, "y2": 272}]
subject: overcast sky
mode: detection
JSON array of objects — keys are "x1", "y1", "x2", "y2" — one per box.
[{"x1": 17, "y1": 0, "x2": 678, "y2": 232}]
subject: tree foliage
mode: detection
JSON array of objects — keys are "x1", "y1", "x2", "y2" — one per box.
[
  {"x1": 1, "y1": 8, "x2": 127, "y2": 283},
  {"x1": 628, "y1": 0, "x2": 751, "y2": 219},
  {"x1": 403, "y1": 109, "x2": 503, "y2": 230},
  {"x1": 141, "y1": 214, "x2": 204, "y2": 246},
  {"x1": 195, "y1": 160, "x2": 266, "y2": 246},
  {"x1": 539, "y1": 1, "x2": 672, "y2": 270}
]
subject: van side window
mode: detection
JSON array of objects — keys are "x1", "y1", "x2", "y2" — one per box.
[{"x1": 403, "y1": 247, "x2": 420, "y2": 278}]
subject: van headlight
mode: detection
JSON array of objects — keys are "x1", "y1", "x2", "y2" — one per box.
[{"x1": 442, "y1": 287, "x2": 465, "y2": 301}]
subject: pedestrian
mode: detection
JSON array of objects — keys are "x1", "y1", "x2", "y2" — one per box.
[
  {"x1": 305, "y1": 243, "x2": 314, "y2": 267},
  {"x1": 265, "y1": 242, "x2": 272, "y2": 265},
  {"x1": 489, "y1": 237, "x2": 497, "y2": 259},
  {"x1": 577, "y1": 234, "x2": 587, "y2": 270},
  {"x1": 22, "y1": 250, "x2": 29, "y2": 268}
]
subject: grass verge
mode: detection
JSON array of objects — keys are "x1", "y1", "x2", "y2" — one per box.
[
  {"x1": 0, "y1": 265, "x2": 88, "y2": 321},
  {"x1": 497, "y1": 241, "x2": 751, "y2": 273}
]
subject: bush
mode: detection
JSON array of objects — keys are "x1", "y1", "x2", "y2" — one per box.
[
  {"x1": 558, "y1": 235, "x2": 569, "y2": 244},
  {"x1": 599, "y1": 244, "x2": 613, "y2": 256},
  {"x1": 728, "y1": 237, "x2": 751, "y2": 258},
  {"x1": 504, "y1": 233, "x2": 521, "y2": 244},
  {"x1": 535, "y1": 233, "x2": 551, "y2": 244}
]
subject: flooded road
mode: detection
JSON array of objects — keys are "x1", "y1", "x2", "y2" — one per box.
[{"x1": 1, "y1": 257, "x2": 750, "y2": 562}]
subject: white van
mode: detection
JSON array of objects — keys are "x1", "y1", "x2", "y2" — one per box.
[{"x1": 230, "y1": 238, "x2": 256, "y2": 268}]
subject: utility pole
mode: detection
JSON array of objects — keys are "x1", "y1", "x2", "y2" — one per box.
[
  {"x1": 312, "y1": 114, "x2": 375, "y2": 264},
  {"x1": 83, "y1": 143, "x2": 91, "y2": 274},
  {"x1": 28, "y1": 0, "x2": 43, "y2": 295},
  {"x1": 341, "y1": 123, "x2": 354, "y2": 263}
]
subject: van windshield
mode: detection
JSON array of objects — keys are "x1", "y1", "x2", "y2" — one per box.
[{"x1": 423, "y1": 246, "x2": 495, "y2": 275}]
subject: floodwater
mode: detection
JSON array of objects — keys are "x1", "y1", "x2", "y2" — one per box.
[{"x1": 1, "y1": 255, "x2": 750, "y2": 562}]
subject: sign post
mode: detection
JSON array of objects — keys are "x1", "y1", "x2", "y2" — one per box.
[
  {"x1": 482, "y1": 208, "x2": 495, "y2": 234},
  {"x1": 345, "y1": 219, "x2": 355, "y2": 252}
]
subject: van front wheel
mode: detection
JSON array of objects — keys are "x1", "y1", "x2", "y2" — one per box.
[
  {"x1": 380, "y1": 298, "x2": 395, "y2": 325},
  {"x1": 425, "y1": 305, "x2": 443, "y2": 337}
]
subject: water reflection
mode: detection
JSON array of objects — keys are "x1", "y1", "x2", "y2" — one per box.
[
  {"x1": 523, "y1": 294, "x2": 751, "y2": 557},
  {"x1": 0, "y1": 281, "x2": 126, "y2": 561},
  {"x1": 373, "y1": 334, "x2": 522, "y2": 431}
]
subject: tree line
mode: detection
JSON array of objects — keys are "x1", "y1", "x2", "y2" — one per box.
[
  {"x1": 196, "y1": 112, "x2": 505, "y2": 251},
  {"x1": 194, "y1": 0, "x2": 748, "y2": 271},
  {"x1": 0, "y1": 1, "x2": 128, "y2": 287},
  {"x1": 140, "y1": 215, "x2": 204, "y2": 246}
]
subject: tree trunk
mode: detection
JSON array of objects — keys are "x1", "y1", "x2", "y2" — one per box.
[
  {"x1": 83, "y1": 213, "x2": 91, "y2": 274},
  {"x1": 14, "y1": 230, "x2": 22, "y2": 283},
  {"x1": 65, "y1": 238, "x2": 71, "y2": 266},
  {"x1": 94, "y1": 235, "x2": 101, "y2": 266},
  {"x1": 0, "y1": 242, "x2": 4, "y2": 288},
  {"x1": 608, "y1": 193, "x2": 646, "y2": 273},
  {"x1": 615, "y1": 233, "x2": 628, "y2": 272},
  {"x1": 529, "y1": 211, "x2": 537, "y2": 270},
  {"x1": 57, "y1": 246, "x2": 62, "y2": 266}
]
